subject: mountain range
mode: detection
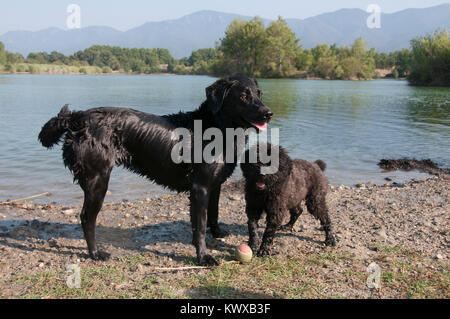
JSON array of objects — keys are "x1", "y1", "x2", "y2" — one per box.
[{"x1": 1, "y1": 4, "x2": 449, "y2": 58}]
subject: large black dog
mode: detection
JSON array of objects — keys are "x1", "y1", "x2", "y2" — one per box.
[
  {"x1": 38, "y1": 76, "x2": 273, "y2": 265},
  {"x1": 241, "y1": 143, "x2": 336, "y2": 257}
]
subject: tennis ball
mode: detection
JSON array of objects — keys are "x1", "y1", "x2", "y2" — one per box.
[{"x1": 235, "y1": 244, "x2": 253, "y2": 263}]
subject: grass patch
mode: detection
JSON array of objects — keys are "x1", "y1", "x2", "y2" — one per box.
[{"x1": 8, "y1": 248, "x2": 449, "y2": 299}]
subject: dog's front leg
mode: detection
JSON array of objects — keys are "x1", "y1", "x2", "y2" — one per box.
[
  {"x1": 258, "y1": 210, "x2": 283, "y2": 257},
  {"x1": 190, "y1": 183, "x2": 219, "y2": 266},
  {"x1": 207, "y1": 185, "x2": 229, "y2": 238},
  {"x1": 247, "y1": 208, "x2": 262, "y2": 254}
]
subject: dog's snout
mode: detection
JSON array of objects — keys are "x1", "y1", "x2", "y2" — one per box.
[{"x1": 264, "y1": 111, "x2": 274, "y2": 120}]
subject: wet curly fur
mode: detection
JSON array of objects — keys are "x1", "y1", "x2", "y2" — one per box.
[
  {"x1": 240, "y1": 143, "x2": 336, "y2": 257},
  {"x1": 38, "y1": 76, "x2": 273, "y2": 266}
]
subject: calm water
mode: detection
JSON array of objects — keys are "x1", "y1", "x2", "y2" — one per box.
[{"x1": 0, "y1": 74, "x2": 449, "y2": 204}]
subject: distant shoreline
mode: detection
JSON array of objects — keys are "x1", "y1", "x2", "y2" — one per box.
[{"x1": 0, "y1": 63, "x2": 398, "y2": 81}]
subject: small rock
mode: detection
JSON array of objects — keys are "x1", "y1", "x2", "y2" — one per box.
[
  {"x1": 125, "y1": 213, "x2": 131, "y2": 218},
  {"x1": 356, "y1": 183, "x2": 366, "y2": 188},
  {"x1": 48, "y1": 238, "x2": 58, "y2": 248},
  {"x1": 106, "y1": 191, "x2": 112, "y2": 196},
  {"x1": 376, "y1": 229, "x2": 388, "y2": 240},
  {"x1": 435, "y1": 253, "x2": 444, "y2": 260},
  {"x1": 62, "y1": 208, "x2": 75, "y2": 215}
]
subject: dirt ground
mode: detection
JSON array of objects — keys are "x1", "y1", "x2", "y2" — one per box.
[{"x1": 0, "y1": 175, "x2": 448, "y2": 299}]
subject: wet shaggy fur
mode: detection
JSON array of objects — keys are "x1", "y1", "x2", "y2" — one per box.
[
  {"x1": 240, "y1": 144, "x2": 336, "y2": 257},
  {"x1": 38, "y1": 76, "x2": 273, "y2": 266}
]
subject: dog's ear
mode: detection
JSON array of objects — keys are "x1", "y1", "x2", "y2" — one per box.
[{"x1": 206, "y1": 78, "x2": 237, "y2": 114}]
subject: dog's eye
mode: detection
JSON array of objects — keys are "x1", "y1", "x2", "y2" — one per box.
[
  {"x1": 240, "y1": 95, "x2": 247, "y2": 102},
  {"x1": 257, "y1": 90, "x2": 263, "y2": 99}
]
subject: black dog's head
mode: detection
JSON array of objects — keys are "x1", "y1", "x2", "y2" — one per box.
[
  {"x1": 206, "y1": 76, "x2": 273, "y2": 131},
  {"x1": 241, "y1": 143, "x2": 293, "y2": 192}
]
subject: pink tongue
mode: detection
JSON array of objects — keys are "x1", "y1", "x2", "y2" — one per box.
[
  {"x1": 256, "y1": 182, "x2": 266, "y2": 188},
  {"x1": 251, "y1": 122, "x2": 267, "y2": 131}
]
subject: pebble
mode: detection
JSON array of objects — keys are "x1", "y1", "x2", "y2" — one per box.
[
  {"x1": 62, "y1": 208, "x2": 75, "y2": 215},
  {"x1": 376, "y1": 229, "x2": 388, "y2": 240}
]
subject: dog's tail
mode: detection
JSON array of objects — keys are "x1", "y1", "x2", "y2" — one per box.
[
  {"x1": 315, "y1": 160, "x2": 327, "y2": 172},
  {"x1": 38, "y1": 104, "x2": 71, "y2": 148}
]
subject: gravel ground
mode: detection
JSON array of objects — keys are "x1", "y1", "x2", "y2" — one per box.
[{"x1": 0, "y1": 174, "x2": 448, "y2": 298}]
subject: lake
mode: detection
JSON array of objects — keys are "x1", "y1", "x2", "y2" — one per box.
[{"x1": 0, "y1": 74, "x2": 449, "y2": 204}]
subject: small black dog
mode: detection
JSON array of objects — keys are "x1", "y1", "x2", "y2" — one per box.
[
  {"x1": 240, "y1": 143, "x2": 336, "y2": 257},
  {"x1": 38, "y1": 76, "x2": 273, "y2": 265}
]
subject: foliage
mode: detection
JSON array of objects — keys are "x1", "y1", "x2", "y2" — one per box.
[
  {"x1": 408, "y1": 30, "x2": 450, "y2": 86},
  {"x1": 1, "y1": 26, "x2": 448, "y2": 85}
]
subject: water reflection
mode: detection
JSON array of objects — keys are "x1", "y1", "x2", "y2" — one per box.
[
  {"x1": 0, "y1": 75, "x2": 449, "y2": 204},
  {"x1": 406, "y1": 87, "x2": 450, "y2": 127}
]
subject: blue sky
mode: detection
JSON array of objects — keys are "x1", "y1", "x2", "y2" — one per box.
[{"x1": 0, "y1": 0, "x2": 448, "y2": 34}]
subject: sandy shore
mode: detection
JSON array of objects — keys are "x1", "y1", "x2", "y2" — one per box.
[{"x1": 0, "y1": 175, "x2": 448, "y2": 298}]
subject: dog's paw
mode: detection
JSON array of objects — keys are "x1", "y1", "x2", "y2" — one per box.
[
  {"x1": 209, "y1": 225, "x2": 230, "y2": 238},
  {"x1": 248, "y1": 240, "x2": 260, "y2": 254},
  {"x1": 257, "y1": 247, "x2": 271, "y2": 257},
  {"x1": 249, "y1": 245, "x2": 259, "y2": 254},
  {"x1": 279, "y1": 224, "x2": 294, "y2": 232},
  {"x1": 90, "y1": 250, "x2": 111, "y2": 261},
  {"x1": 198, "y1": 254, "x2": 219, "y2": 266},
  {"x1": 325, "y1": 236, "x2": 337, "y2": 247}
]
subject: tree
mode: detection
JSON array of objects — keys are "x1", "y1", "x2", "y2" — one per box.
[
  {"x1": 264, "y1": 17, "x2": 301, "y2": 77},
  {"x1": 0, "y1": 41, "x2": 5, "y2": 65},
  {"x1": 408, "y1": 30, "x2": 450, "y2": 86},
  {"x1": 220, "y1": 17, "x2": 267, "y2": 76}
]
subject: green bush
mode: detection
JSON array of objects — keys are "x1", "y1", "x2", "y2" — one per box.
[
  {"x1": 16, "y1": 64, "x2": 28, "y2": 73},
  {"x1": 4, "y1": 63, "x2": 15, "y2": 73},
  {"x1": 408, "y1": 30, "x2": 450, "y2": 86},
  {"x1": 102, "y1": 66, "x2": 112, "y2": 73}
]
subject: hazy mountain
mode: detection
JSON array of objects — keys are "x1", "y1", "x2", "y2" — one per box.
[
  {"x1": 286, "y1": 4, "x2": 450, "y2": 51},
  {"x1": 1, "y1": 4, "x2": 449, "y2": 58}
]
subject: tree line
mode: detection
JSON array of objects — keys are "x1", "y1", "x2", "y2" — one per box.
[{"x1": 0, "y1": 17, "x2": 448, "y2": 86}]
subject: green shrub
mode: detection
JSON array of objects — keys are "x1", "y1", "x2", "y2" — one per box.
[
  {"x1": 16, "y1": 64, "x2": 28, "y2": 73},
  {"x1": 408, "y1": 30, "x2": 450, "y2": 86},
  {"x1": 4, "y1": 63, "x2": 15, "y2": 73},
  {"x1": 102, "y1": 66, "x2": 112, "y2": 73}
]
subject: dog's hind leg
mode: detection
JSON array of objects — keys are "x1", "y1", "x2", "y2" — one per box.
[
  {"x1": 207, "y1": 185, "x2": 229, "y2": 238},
  {"x1": 280, "y1": 205, "x2": 303, "y2": 231},
  {"x1": 306, "y1": 194, "x2": 336, "y2": 247},
  {"x1": 79, "y1": 170, "x2": 112, "y2": 260}
]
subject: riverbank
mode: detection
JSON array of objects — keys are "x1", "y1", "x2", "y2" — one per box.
[
  {"x1": 0, "y1": 63, "x2": 395, "y2": 79},
  {"x1": 0, "y1": 63, "x2": 176, "y2": 76},
  {"x1": 0, "y1": 175, "x2": 448, "y2": 299}
]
